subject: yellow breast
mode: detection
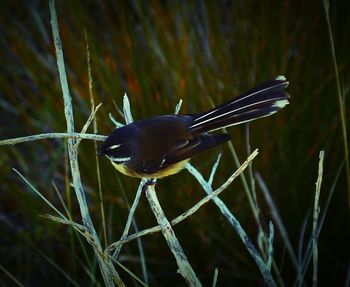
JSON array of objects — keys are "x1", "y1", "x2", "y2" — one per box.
[{"x1": 109, "y1": 159, "x2": 189, "y2": 179}]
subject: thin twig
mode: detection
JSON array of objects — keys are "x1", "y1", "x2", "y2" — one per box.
[
  {"x1": 0, "y1": 132, "x2": 106, "y2": 146},
  {"x1": 0, "y1": 265, "x2": 25, "y2": 287},
  {"x1": 294, "y1": 162, "x2": 342, "y2": 287},
  {"x1": 186, "y1": 150, "x2": 277, "y2": 287},
  {"x1": 49, "y1": 1, "x2": 123, "y2": 285},
  {"x1": 80, "y1": 103, "x2": 102, "y2": 138},
  {"x1": 41, "y1": 214, "x2": 88, "y2": 235},
  {"x1": 85, "y1": 32, "x2": 107, "y2": 248},
  {"x1": 267, "y1": 221, "x2": 274, "y2": 271},
  {"x1": 108, "y1": 256, "x2": 149, "y2": 287},
  {"x1": 52, "y1": 181, "x2": 94, "y2": 270},
  {"x1": 208, "y1": 153, "x2": 222, "y2": 186},
  {"x1": 145, "y1": 184, "x2": 202, "y2": 287},
  {"x1": 113, "y1": 179, "x2": 147, "y2": 259},
  {"x1": 174, "y1": 99, "x2": 183, "y2": 114},
  {"x1": 178, "y1": 150, "x2": 258, "y2": 222},
  {"x1": 312, "y1": 151, "x2": 325, "y2": 287},
  {"x1": 212, "y1": 268, "x2": 219, "y2": 287},
  {"x1": 255, "y1": 172, "x2": 299, "y2": 271},
  {"x1": 109, "y1": 113, "x2": 124, "y2": 128},
  {"x1": 117, "y1": 94, "x2": 149, "y2": 284},
  {"x1": 123, "y1": 93, "x2": 133, "y2": 124},
  {"x1": 245, "y1": 124, "x2": 265, "y2": 259},
  {"x1": 13, "y1": 168, "x2": 67, "y2": 220}
]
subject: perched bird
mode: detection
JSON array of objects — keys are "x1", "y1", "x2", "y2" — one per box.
[{"x1": 100, "y1": 76, "x2": 289, "y2": 179}]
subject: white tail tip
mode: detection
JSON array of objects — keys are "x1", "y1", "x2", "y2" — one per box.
[
  {"x1": 276, "y1": 75, "x2": 286, "y2": 81},
  {"x1": 273, "y1": 99, "x2": 289, "y2": 109}
]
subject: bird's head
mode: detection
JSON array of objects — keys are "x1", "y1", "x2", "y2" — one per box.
[{"x1": 99, "y1": 125, "x2": 136, "y2": 164}]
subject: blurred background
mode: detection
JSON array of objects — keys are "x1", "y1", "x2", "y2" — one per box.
[{"x1": 0, "y1": 0, "x2": 349, "y2": 286}]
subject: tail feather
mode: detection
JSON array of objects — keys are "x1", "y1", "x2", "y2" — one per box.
[{"x1": 188, "y1": 76, "x2": 289, "y2": 134}]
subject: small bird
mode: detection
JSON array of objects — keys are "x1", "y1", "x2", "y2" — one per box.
[{"x1": 100, "y1": 76, "x2": 289, "y2": 179}]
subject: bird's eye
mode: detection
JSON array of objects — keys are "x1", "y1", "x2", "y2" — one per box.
[{"x1": 107, "y1": 144, "x2": 121, "y2": 151}]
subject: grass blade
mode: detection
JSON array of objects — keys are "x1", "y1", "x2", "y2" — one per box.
[
  {"x1": 312, "y1": 151, "x2": 325, "y2": 287},
  {"x1": 322, "y1": 0, "x2": 350, "y2": 207}
]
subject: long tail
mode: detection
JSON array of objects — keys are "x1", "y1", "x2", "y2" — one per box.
[{"x1": 188, "y1": 76, "x2": 289, "y2": 134}]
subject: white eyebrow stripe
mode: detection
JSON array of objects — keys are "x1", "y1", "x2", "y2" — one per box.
[
  {"x1": 189, "y1": 97, "x2": 287, "y2": 129},
  {"x1": 106, "y1": 155, "x2": 131, "y2": 162},
  {"x1": 193, "y1": 80, "x2": 288, "y2": 123},
  {"x1": 107, "y1": 144, "x2": 121, "y2": 150}
]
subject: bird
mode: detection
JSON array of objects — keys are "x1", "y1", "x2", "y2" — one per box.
[{"x1": 100, "y1": 75, "x2": 289, "y2": 179}]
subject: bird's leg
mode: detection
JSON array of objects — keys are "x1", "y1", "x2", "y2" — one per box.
[{"x1": 142, "y1": 178, "x2": 157, "y2": 192}]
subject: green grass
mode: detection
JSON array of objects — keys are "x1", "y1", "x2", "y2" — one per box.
[{"x1": 0, "y1": 0, "x2": 349, "y2": 286}]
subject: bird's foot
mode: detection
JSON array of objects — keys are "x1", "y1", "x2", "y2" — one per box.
[{"x1": 142, "y1": 178, "x2": 157, "y2": 192}]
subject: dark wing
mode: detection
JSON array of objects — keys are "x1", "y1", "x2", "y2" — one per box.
[
  {"x1": 164, "y1": 133, "x2": 231, "y2": 165},
  {"x1": 129, "y1": 133, "x2": 230, "y2": 175},
  {"x1": 129, "y1": 138, "x2": 191, "y2": 174}
]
